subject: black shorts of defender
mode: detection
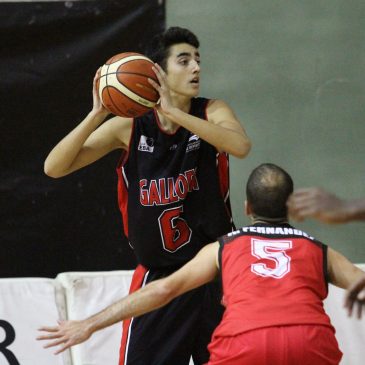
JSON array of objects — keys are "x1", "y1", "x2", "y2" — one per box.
[{"x1": 120, "y1": 266, "x2": 224, "y2": 365}]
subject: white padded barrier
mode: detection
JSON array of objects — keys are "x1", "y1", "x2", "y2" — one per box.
[
  {"x1": 56, "y1": 271, "x2": 133, "y2": 365},
  {"x1": 0, "y1": 266, "x2": 364, "y2": 365},
  {"x1": 0, "y1": 278, "x2": 70, "y2": 365},
  {"x1": 324, "y1": 263, "x2": 365, "y2": 365}
]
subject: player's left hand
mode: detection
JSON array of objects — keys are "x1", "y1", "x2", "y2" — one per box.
[
  {"x1": 344, "y1": 275, "x2": 365, "y2": 319},
  {"x1": 148, "y1": 63, "x2": 174, "y2": 115},
  {"x1": 37, "y1": 319, "x2": 92, "y2": 354}
]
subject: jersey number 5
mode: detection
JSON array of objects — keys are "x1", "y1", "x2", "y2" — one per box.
[
  {"x1": 251, "y1": 239, "x2": 292, "y2": 279},
  {"x1": 158, "y1": 206, "x2": 192, "y2": 252}
]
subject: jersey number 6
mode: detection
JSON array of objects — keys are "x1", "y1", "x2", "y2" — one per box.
[{"x1": 158, "y1": 206, "x2": 192, "y2": 252}]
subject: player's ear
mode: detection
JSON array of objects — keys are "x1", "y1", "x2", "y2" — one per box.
[{"x1": 245, "y1": 200, "x2": 252, "y2": 216}]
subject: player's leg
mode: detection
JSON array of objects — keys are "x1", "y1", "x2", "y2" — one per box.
[
  {"x1": 119, "y1": 264, "x2": 148, "y2": 365},
  {"x1": 119, "y1": 266, "x2": 207, "y2": 365},
  {"x1": 191, "y1": 279, "x2": 224, "y2": 365}
]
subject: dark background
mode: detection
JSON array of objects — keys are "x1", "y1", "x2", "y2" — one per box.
[{"x1": 0, "y1": 0, "x2": 165, "y2": 277}]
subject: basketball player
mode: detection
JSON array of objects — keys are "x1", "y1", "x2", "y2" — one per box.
[
  {"x1": 288, "y1": 187, "x2": 365, "y2": 223},
  {"x1": 43, "y1": 26, "x2": 251, "y2": 364},
  {"x1": 38, "y1": 163, "x2": 365, "y2": 364}
]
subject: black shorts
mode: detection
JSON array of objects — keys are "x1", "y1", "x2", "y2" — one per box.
[{"x1": 119, "y1": 264, "x2": 224, "y2": 365}]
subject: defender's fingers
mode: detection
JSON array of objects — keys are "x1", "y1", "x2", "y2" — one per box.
[
  {"x1": 42, "y1": 337, "x2": 67, "y2": 349},
  {"x1": 37, "y1": 333, "x2": 63, "y2": 341},
  {"x1": 38, "y1": 326, "x2": 60, "y2": 333}
]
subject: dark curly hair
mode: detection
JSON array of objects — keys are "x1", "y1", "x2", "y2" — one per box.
[{"x1": 145, "y1": 26, "x2": 200, "y2": 71}]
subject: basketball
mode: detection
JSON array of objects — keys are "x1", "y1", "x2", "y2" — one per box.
[{"x1": 98, "y1": 52, "x2": 159, "y2": 117}]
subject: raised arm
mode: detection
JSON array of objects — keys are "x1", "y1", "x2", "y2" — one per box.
[
  {"x1": 150, "y1": 64, "x2": 251, "y2": 158},
  {"x1": 287, "y1": 188, "x2": 365, "y2": 224},
  {"x1": 44, "y1": 70, "x2": 133, "y2": 178},
  {"x1": 37, "y1": 242, "x2": 220, "y2": 354}
]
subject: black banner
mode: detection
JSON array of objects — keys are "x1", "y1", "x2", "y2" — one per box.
[{"x1": 0, "y1": 1, "x2": 165, "y2": 277}]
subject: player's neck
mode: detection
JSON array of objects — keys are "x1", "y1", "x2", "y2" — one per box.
[
  {"x1": 157, "y1": 114, "x2": 179, "y2": 133},
  {"x1": 157, "y1": 96, "x2": 191, "y2": 133},
  {"x1": 251, "y1": 215, "x2": 289, "y2": 225}
]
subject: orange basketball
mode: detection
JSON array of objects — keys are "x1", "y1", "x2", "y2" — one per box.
[{"x1": 98, "y1": 52, "x2": 159, "y2": 117}]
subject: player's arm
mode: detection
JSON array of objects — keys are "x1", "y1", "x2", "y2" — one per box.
[
  {"x1": 327, "y1": 247, "x2": 365, "y2": 318},
  {"x1": 328, "y1": 247, "x2": 364, "y2": 289},
  {"x1": 287, "y1": 187, "x2": 365, "y2": 223},
  {"x1": 150, "y1": 64, "x2": 251, "y2": 158},
  {"x1": 37, "y1": 242, "x2": 220, "y2": 354},
  {"x1": 44, "y1": 70, "x2": 133, "y2": 178}
]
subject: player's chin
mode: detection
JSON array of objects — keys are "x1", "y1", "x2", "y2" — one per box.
[{"x1": 186, "y1": 86, "x2": 200, "y2": 97}]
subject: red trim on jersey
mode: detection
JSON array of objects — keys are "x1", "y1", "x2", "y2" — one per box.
[
  {"x1": 119, "y1": 265, "x2": 149, "y2": 365},
  {"x1": 216, "y1": 152, "x2": 233, "y2": 222},
  {"x1": 205, "y1": 99, "x2": 232, "y2": 223},
  {"x1": 116, "y1": 119, "x2": 135, "y2": 238}
]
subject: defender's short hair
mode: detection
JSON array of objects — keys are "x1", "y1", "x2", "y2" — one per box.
[
  {"x1": 246, "y1": 163, "x2": 293, "y2": 219},
  {"x1": 146, "y1": 26, "x2": 200, "y2": 70}
]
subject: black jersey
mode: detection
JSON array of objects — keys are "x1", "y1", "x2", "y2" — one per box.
[{"x1": 117, "y1": 97, "x2": 234, "y2": 268}]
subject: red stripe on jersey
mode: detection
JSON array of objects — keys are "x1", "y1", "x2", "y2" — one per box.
[
  {"x1": 216, "y1": 152, "x2": 233, "y2": 223},
  {"x1": 116, "y1": 120, "x2": 135, "y2": 238},
  {"x1": 119, "y1": 265, "x2": 149, "y2": 365},
  {"x1": 117, "y1": 152, "x2": 129, "y2": 238}
]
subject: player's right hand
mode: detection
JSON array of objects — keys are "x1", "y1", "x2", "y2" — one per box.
[
  {"x1": 37, "y1": 319, "x2": 93, "y2": 355},
  {"x1": 92, "y1": 68, "x2": 109, "y2": 117}
]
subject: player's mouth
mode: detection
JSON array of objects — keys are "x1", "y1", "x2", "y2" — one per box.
[{"x1": 190, "y1": 77, "x2": 200, "y2": 86}]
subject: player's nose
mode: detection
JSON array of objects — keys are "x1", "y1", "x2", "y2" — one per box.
[{"x1": 192, "y1": 60, "x2": 200, "y2": 72}]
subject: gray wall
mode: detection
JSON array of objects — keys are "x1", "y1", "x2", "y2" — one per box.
[{"x1": 167, "y1": 0, "x2": 365, "y2": 262}]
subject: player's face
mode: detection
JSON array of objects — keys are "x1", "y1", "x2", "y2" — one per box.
[{"x1": 165, "y1": 43, "x2": 201, "y2": 98}]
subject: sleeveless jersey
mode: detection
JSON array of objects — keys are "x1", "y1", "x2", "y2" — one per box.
[
  {"x1": 215, "y1": 222, "x2": 334, "y2": 337},
  {"x1": 117, "y1": 97, "x2": 234, "y2": 269}
]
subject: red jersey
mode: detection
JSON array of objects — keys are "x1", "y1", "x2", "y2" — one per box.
[{"x1": 214, "y1": 222, "x2": 334, "y2": 337}]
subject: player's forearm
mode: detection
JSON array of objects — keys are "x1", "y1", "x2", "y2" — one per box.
[
  {"x1": 328, "y1": 248, "x2": 365, "y2": 289},
  {"x1": 332, "y1": 264, "x2": 365, "y2": 290},
  {"x1": 44, "y1": 110, "x2": 107, "y2": 177},
  {"x1": 85, "y1": 280, "x2": 174, "y2": 334},
  {"x1": 166, "y1": 107, "x2": 251, "y2": 158}
]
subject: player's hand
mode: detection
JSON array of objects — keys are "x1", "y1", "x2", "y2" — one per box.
[
  {"x1": 91, "y1": 68, "x2": 109, "y2": 117},
  {"x1": 37, "y1": 320, "x2": 93, "y2": 355},
  {"x1": 344, "y1": 275, "x2": 365, "y2": 319},
  {"x1": 287, "y1": 188, "x2": 350, "y2": 224},
  {"x1": 148, "y1": 63, "x2": 174, "y2": 115}
]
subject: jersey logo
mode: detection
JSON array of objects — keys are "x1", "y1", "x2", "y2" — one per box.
[
  {"x1": 188, "y1": 134, "x2": 199, "y2": 141},
  {"x1": 138, "y1": 135, "x2": 154, "y2": 153},
  {"x1": 139, "y1": 169, "x2": 199, "y2": 206},
  {"x1": 186, "y1": 134, "x2": 200, "y2": 153}
]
